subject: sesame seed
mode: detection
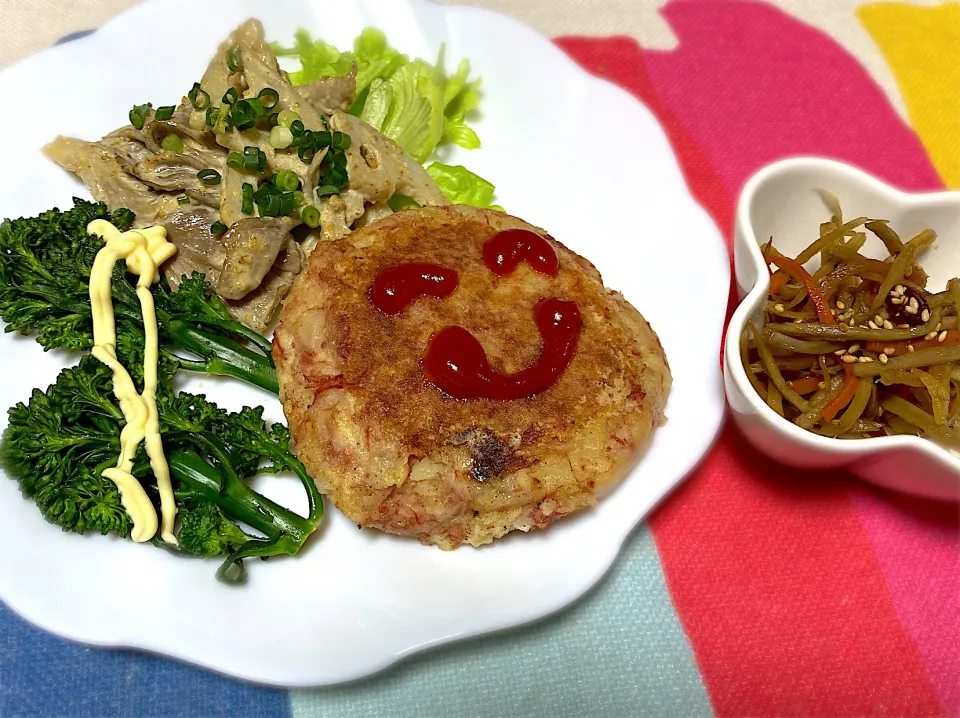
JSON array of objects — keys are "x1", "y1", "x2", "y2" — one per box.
[
  {"x1": 859, "y1": 324, "x2": 869, "y2": 329},
  {"x1": 831, "y1": 419, "x2": 840, "y2": 426},
  {"x1": 938, "y1": 330, "x2": 948, "y2": 343},
  {"x1": 921, "y1": 309, "x2": 930, "y2": 322},
  {"x1": 842, "y1": 354, "x2": 858, "y2": 364},
  {"x1": 874, "y1": 314, "x2": 884, "y2": 325},
  {"x1": 839, "y1": 322, "x2": 850, "y2": 330},
  {"x1": 936, "y1": 322, "x2": 943, "y2": 331},
  {"x1": 895, "y1": 284, "x2": 906, "y2": 295},
  {"x1": 879, "y1": 353, "x2": 888, "y2": 364},
  {"x1": 834, "y1": 349, "x2": 847, "y2": 356},
  {"x1": 904, "y1": 305, "x2": 918, "y2": 315},
  {"x1": 859, "y1": 356, "x2": 874, "y2": 363},
  {"x1": 890, "y1": 297, "x2": 903, "y2": 305},
  {"x1": 817, "y1": 382, "x2": 825, "y2": 389},
  {"x1": 836, "y1": 301, "x2": 846, "y2": 310},
  {"x1": 774, "y1": 303, "x2": 785, "y2": 312},
  {"x1": 925, "y1": 331, "x2": 938, "y2": 341},
  {"x1": 883, "y1": 346, "x2": 896, "y2": 355},
  {"x1": 868, "y1": 321, "x2": 880, "y2": 330},
  {"x1": 883, "y1": 320, "x2": 894, "y2": 330},
  {"x1": 909, "y1": 297, "x2": 920, "y2": 309},
  {"x1": 907, "y1": 345, "x2": 915, "y2": 353},
  {"x1": 848, "y1": 343, "x2": 861, "y2": 353},
  {"x1": 794, "y1": 318, "x2": 803, "y2": 323},
  {"x1": 898, "y1": 324, "x2": 910, "y2": 329}
]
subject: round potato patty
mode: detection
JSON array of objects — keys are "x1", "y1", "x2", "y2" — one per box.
[{"x1": 273, "y1": 205, "x2": 671, "y2": 549}]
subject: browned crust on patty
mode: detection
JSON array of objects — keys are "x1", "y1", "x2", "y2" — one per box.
[{"x1": 273, "y1": 205, "x2": 671, "y2": 548}]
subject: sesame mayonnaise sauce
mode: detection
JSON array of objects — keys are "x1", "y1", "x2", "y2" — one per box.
[{"x1": 86, "y1": 219, "x2": 178, "y2": 545}]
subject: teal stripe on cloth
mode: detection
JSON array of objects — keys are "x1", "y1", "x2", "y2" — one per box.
[{"x1": 290, "y1": 526, "x2": 712, "y2": 718}]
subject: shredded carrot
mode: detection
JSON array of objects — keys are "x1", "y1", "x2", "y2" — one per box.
[
  {"x1": 769, "y1": 271, "x2": 789, "y2": 294},
  {"x1": 866, "y1": 329, "x2": 960, "y2": 357},
  {"x1": 789, "y1": 375, "x2": 823, "y2": 395},
  {"x1": 821, "y1": 365, "x2": 858, "y2": 423},
  {"x1": 769, "y1": 253, "x2": 837, "y2": 325}
]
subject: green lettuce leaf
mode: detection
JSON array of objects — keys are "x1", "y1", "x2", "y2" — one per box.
[
  {"x1": 274, "y1": 28, "x2": 482, "y2": 161},
  {"x1": 426, "y1": 162, "x2": 502, "y2": 211},
  {"x1": 274, "y1": 29, "x2": 354, "y2": 86}
]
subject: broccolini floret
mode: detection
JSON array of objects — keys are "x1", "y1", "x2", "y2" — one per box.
[
  {"x1": 1, "y1": 357, "x2": 323, "y2": 582},
  {"x1": 0, "y1": 199, "x2": 278, "y2": 393}
]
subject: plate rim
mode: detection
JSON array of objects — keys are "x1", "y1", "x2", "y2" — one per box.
[{"x1": 0, "y1": 0, "x2": 729, "y2": 686}]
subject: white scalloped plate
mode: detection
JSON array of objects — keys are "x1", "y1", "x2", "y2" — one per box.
[{"x1": 0, "y1": 0, "x2": 727, "y2": 686}]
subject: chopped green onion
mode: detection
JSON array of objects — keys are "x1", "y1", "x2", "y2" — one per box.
[
  {"x1": 155, "y1": 105, "x2": 175, "y2": 121},
  {"x1": 247, "y1": 97, "x2": 266, "y2": 118},
  {"x1": 205, "y1": 106, "x2": 220, "y2": 127},
  {"x1": 269, "y1": 126, "x2": 294, "y2": 149},
  {"x1": 314, "y1": 130, "x2": 332, "y2": 148},
  {"x1": 242, "y1": 145, "x2": 267, "y2": 172},
  {"x1": 197, "y1": 168, "x2": 222, "y2": 185},
  {"x1": 257, "y1": 88, "x2": 280, "y2": 109},
  {"x1": 326, "y1": 170, "x2": 347, "y2": 187},
  {"x1": 226, "y1": 44, "x2": 243, "y2": 72},
  {"x1": 177, "y1": 195, "x2": 190, "y2": 206},
  {"x1": 161, "y1": 134, "x2": 184, "y2": 153},
  {"x1": 231, "y1": 99, "x2": 258, "y2": 131},
  {"x1": 128, "y1": 102, "x2": 152, "y2": 130},
  {"x1": 254, "y1": 182, "x2": 296, "y2": 217},
  {"x1": 331, "y1": 131, "x2": 352, "y2": 151},
  {"x1": 297, "y1": 145, "x2": 316, "y2": 163},
  {"x1": 332, "y1": 151, "x2": 347, "y2": 170},
  {"x1": 222, "y1": 87, "x2": 239, "y2": 105},
  {"x1": 243, "y1": 146, "x2": 266, "y2": 171},
  {"x1": 278, "y1": 110, "x2": 301, "y2": 128},
  {"x1": 210, "y1": 220, "x2": 228, "y2": 235},
  {"x1": 226, "y1": 151, "x2": 244, "y2": 170},
  {"x1": 241, "y1": 183, "x2": 254, "y2": 215},
  {"x1": 288, "y1": 120, "x2": 303, "y2": 139},
  {"x1": 316, "y1": 185, "x2": 338, "y2": 198},
  {"x1": 188, "y1": 82, "x2": 210, "y2": 110},
  {"x1": 275, "y1": 170, "x2": 299, "y2": 192},
  {"x1": 301, "y1": 205, "x2": 321, "y2": 228},
  {"x1": 267, "y1": 112, "x2": 281, "y2": 128},
  {"x1": 293, "y1": 190, "x2": 306, "y2": 207}
]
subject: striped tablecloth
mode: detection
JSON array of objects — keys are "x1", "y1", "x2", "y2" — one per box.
[{"x1": 1, "y1": 1, "x2": 958, "y2": 716}]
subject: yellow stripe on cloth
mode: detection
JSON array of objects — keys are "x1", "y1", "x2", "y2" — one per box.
[{"x1": 858, "y1": 2, "x2": 960, "y2": 188}]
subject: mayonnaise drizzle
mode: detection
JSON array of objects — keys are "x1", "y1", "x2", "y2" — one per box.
[{"x1": 87, "y1": 219, "x2": 178, "y2": 544}]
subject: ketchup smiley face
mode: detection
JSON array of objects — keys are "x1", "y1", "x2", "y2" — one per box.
[{"x1": 368, "y1": 228, "x2": 580, "y2": 401}]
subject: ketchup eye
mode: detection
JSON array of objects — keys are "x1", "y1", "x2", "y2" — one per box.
[
  {"x1": 482, "y1": 229, "x2": 558, "y2": 278},
  {"x1": 368, "y1": 263, "x2": 458, "y2": 315}
]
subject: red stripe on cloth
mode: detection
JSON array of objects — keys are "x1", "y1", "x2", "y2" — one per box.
[
  {"x1": 557, "y1": 0, "x2": 948, "y2": 713},
  {"x1": 651, "y1": 428, "x2": 945, "y2": 717},
  {"x1": 852, "y1": 491, "x2": 960, "y2": 715}
]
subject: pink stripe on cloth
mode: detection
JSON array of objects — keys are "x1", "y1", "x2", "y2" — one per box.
[
  {"x1": 853, "y1": 491, "x2": 960, "y2": 715},
  {"x1": 644, "y1": 0, "x2": 943, "y2": 196}
]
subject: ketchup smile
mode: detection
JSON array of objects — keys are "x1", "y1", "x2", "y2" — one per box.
[{"x1": 422, "y1": 298, "x2": 582, "y2": 400}]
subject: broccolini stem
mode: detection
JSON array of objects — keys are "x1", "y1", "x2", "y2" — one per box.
[
  {"x1": 165, "y1": 319, "x2": 279, "y2": 394},
  {"x1": 188, "y1": 316, "x2": 275, "y2": 358},
  {"x1": 167, "y1": 441, "x2": 318, "y2": 541}
]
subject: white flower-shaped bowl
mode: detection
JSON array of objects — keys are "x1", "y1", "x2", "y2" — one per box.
[{"x1": 724, "y1": 157, "x2": 960, "y2": 502}]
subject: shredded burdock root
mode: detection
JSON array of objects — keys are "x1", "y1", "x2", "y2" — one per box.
[{"x1": 741, "y1": 199, "x2": 960, "y2": 448}]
